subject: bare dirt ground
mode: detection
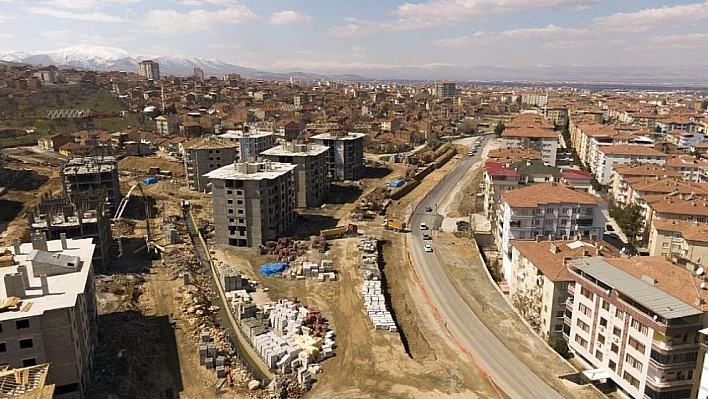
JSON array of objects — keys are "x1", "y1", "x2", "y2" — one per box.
[{"x1": 118, "y1": 155, "x2": 185, "y2": 176}]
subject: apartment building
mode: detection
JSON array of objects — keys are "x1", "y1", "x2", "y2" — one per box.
[
  {"x1": 218, "y1": 129, "x2": 276, "y2": 162},
  {"x1": 2, "y1": 235, "x2": 97, "y2": 398},
  {"x1": 509, "y1": 239, "x2": 618, "y2": 343},
  {"x1": 566, "y1": 256, "x2": 704, "y2": 399},
  {"x1": 665, "y1": 155, "x2": 707, "y2": 183},
  {"x1": 154, "y1": 114, "x2": 181, "y2": 136},
  {"x1": 137, "y1": 60, "x2": 160, "y2": 80},
  {"x1": 483, "y1": 159, "x2": 561, "y2": 217},
  {"x1": 183, "y1": 137, "x2": 238, "y2": 192},
  {"x1": 310, "y1": 132, "x2": 365, "y2": 181},
  {"x1": 28, "y1": 191, "x2": 112, "y2": 272},
  {"x1": 648, "y1": 219, "x2": 708, "y2": 265},
  {"x1": 205, "y1": 161, "x2": 297, "y2": 247},
  {"x1": 60, "y1": 157, "x2": 121, "y2": 212},
  {"x1": 434, "y1": 81, "x2": 457, "y2": 99},
  {"x1": 666, "y1": 130, "x2": 705, "y2": 150},
  {"x1": 497, "y1": 182, "x2": 606, "y2": 281},
  {"x1": 261, "y1": 141, "x2": 329, "y2": 208},
  {"x1": 645, "y1": 195, "x2": 708, "y2": 228},
  {"x1": 594, "y1": 145, "x2": 668, "y2": 186},
  {"x1": 611, "y1": 164, "x2": 682, "y2": 205},
  {"x1": 500, "y1": 127, "x2": 559, "y2": 167}
]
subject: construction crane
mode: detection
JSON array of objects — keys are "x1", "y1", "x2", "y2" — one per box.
[{"x1": 113, "y1": 182, "x2": 163, "y2": 258}]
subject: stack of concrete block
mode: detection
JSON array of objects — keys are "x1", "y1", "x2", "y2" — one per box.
[
  {"x1": 198, "y1": 331, "x2": 213, "y2": 366},
  {"x1": 215, "y1": 356, "x2": 227, "y2": 378},
  {"x1": 302, "y1": 261, "x2": 319, "y2": 277},
  {"x1": 297, "y1": 366, "x2": 312, "y2": 384},
  {"x1": 321, "y1": 259, "x2": 333, "y2": 272},
  {"x1": 361, "y1": 280, "x2": 397, "y2": 332},
  {"x1": 268, "y1": 300, "x2": 306, "y2": 333},
  {"x1": 220, "y1": 265, "x2": 244, "y2": 292}
]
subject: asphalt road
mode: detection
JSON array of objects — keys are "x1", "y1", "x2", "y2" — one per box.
[{"x1": 407, "y1": 138, "x2": 566, "y2": 399}]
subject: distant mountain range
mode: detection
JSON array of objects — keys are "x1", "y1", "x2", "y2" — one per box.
[{"x1": 2, "y1": 45, "x2": 708, "y2": 86}]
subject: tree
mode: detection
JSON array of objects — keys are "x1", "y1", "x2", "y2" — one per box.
[
  {"x1": 609, "y1": 202, "x2": 644, "y2": 245},
  {"x1": 552, "y1": 338, "x2": 569, "y2": 358},
  {"x1": 494, "y1": 121, "x2": 506, "y2": 136}
]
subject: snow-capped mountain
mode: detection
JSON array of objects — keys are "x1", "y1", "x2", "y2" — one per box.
[{"x1": 0, "y1": 45, "x2": 261, "y2": 78}]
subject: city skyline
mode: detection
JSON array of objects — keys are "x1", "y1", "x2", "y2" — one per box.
[{"x1": 0, "y1": 1, "x2": 706, "y2": 72}]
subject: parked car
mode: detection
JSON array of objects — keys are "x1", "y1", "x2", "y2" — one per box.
[
  {"x1": 424, "y1": 244, "x2": 433, "y2": 252},
  {"x1": 422, "y1": 233, "x2": 431, "y2": 240},
  {"x1": 420, "y1": 222, "x2": 428, "y2": 230}
]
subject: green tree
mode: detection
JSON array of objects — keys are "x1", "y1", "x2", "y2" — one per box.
[
  {"x1": 609, "y1": 202, "x2": 644, "y2": 245},
  {"x1": 494, "y1": 121, "x2": 506, "y2": 136},
  {"x1": 552, "y1": 338, "x2": 569, "y2": 358}
]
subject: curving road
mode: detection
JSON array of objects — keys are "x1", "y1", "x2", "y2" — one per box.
[{"x1": 407, "y1": 137, "x2": 565, "y2": 399}]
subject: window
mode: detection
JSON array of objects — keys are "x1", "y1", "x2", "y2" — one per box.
[
  {"x1": 602, "y1": 300, "x2": 610, "y2": 311},
  {"x1": 600, "y1": 317, "x2": 608, "y2": 327},
  {"x1": 609, "y1": 360, "x2": 616, "y2": 371},
  {"x1": 18, "y1": 339, "x2": 33, "y2": 349},
  {"x1": 628, "y1": 337, "x2": 645, "y2": 354},
  {"x1": 574, "y1": 335, "x2": 588, "y2": 349},
  {"x1": 22, "y1": 358, "x2": 36, "y2": 367},
  {"x1": 611, "y1": 343, "x2": 619, "y2": 353},
  {"x1": 615, "y1": 309, "x2": 625, "y2": 320},
  {"x1": 15, "y1": 320, "x2": 29, "y2": 330},
  {"x1": 623, "y1": 371, "x2": 640, "y2": 389},
  {"x1": 631, "y1": 319, "x2": 649, "y2": 335},
  {"x1": 662, "y1": 242, "x2": 669, "y2": 249},
  {"x1": 580, "y1": 287, "x2": 594, "y2": 300},
  {"x1": 578, "y1": 303, "x2": 592, "y2": 317},
  {"x1": 625, "y1": 353, "x2": 643, "y2": 372},
  {"x1": 597, "y1": 334, "x2": 605, "y2": 344},
  {"x1": 0, "y1": 343, "x2": 5, "y2": 352},
  {"x1": 595, "y1": 350, "x2": 603, "y2": 361},
  {"x1": 613, "y1": 326, "x2": 621, "y2": 337},
  {"x1": 554, "y1": 324, "x2": 564, "y2": 332},
  {"x1": 556, "y1": 311, "x2": 564, "y2": 318}
]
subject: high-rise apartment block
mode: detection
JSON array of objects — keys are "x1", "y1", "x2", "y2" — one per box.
[
  {"x1": 2, "y1": 235, "x2": 97, "y2": 398},
  {"x1": 205, "y1": 161, "x2": 297, "y2": 247},
  {"x1": 310, "y1": 132, "x2": 365, "y2": 181},
  {"x1": 137, "y1": 60, "x2": 160, "y2": 80},
  {"x1": 434, "y1": 81, "x2": 457, "y2": 99},
  {"x1": 219, "y1": 129, "x2": 276, "y2": 162},
  {"x1": 183, "y1": 138, "x2": 238, "y2": 192},
  {"x1": 261, "y1": 142, "x2": 329, "y2": 208}
]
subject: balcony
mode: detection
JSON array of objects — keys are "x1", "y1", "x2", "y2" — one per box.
[
  {"x1": 652, "y1": 338, "x2": 699, "y2": 352},
  {"x1": 644, "y1": 373, "x2": 695, "y2": 390}
]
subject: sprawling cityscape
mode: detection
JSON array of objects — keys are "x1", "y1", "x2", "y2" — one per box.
[{"x1": 2, "y1": 2, "x2": 708, "y2": 399}]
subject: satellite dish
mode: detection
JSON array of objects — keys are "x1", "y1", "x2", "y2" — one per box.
[
  {"x1": 598, "y1": 245, "x2": 604, "y2": 252},
  {"x1": 697, "y1": 267, "x2": 705, "y2": 276},
  {"x1": 653, "y1": 315, "x2": 658, "y2": 320},
  {"x1": 621, "y1": 247, "x2": 626, "y2": 254}
]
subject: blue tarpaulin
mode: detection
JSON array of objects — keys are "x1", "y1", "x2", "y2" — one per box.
[
  {"x1": 388, "y1": 179, "x2": 405, "y2": 188},
  {"x1": 143, "y1": 177, "x2": 158, "y2": 185},
  {"x1": 259, "y1": 262, "x2": 288, "y2": 276}
]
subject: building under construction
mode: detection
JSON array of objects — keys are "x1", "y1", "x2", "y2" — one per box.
[
  {"x1": 28, "y1": 191, "x2": 112, "y2": 271},
  {"x1": 60, "y1": 156, "x2": 121, "y2": 211}
]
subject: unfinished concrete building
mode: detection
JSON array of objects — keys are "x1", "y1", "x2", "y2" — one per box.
[
  {"x1": 60, "y1": 156, "x2": 121, "y2": 211},
  {"x1": 205, "y1": 161, "x2": 297, "y2": 247},
  {"x1": 310, "y1": 132, "x2": 365, "y2": 181},
  {"x1": 219, "y1": 129, "x2": 276, "y2": 162},
  {"x1": 28, "y1": 191, "x2": 112, "y2": 271},
  {"x1": 261, "y1": 141, "x2": 329, "y2": 208},
  {"x1": 1, "y1": 235, "x2": 97, "y2": 398},
  {"x1": 183, "y1": 137, "x2": 238, "y2": 192}
]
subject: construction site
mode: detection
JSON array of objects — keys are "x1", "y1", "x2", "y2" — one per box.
[{"x1": 0, "y1": 140, "x2": 606, "y2": 399}]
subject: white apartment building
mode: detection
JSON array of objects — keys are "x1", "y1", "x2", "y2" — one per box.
[
  {"x1": 500, "y1": 127, "x2": 559, "y2": 166},
  {"x1": 1, "y1": 234, "x2": 97, "y2": 398},
  {"x1": 566, "y1": 256, "x2": 704, "y2": 399},
  {"x1": 218, "y1": 129, "x2": 276, "y2": 162},
  {"x1": 497, "y1": 182, "x2": 606, "y2": 281},
  {"x1": 593, "y1": 145, "x2": 668, "y2": 186},
  {"x1": 137, "y1": 60, "x2": 160, "y2": 80}
]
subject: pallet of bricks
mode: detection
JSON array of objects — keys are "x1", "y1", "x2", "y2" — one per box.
[{"x1": 361, "y1": 279, "x2": 397, "y2": 332}]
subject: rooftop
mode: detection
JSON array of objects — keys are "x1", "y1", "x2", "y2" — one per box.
[
  {"x1": 219, "y1": 129, "x2": 274, "y2": 140},
  {"x1": 183, "y1": 137, "x2": 237, "y2": 150},
  {"x1": 652, "y1": 219, "x2": 708, "y2": 243},
  {"x1": 501, "y1": 182, "x2": 605, "y2": 208},
  {"x1": 204, "y1": 161, "x2": 297, "y2": 181},
  {"x1": 261, "y1": 142, "x2": 329, "y2": 157},
  {"x1": 512, "y1": 239, "x2": 619, "y2": 282},
  {"x1": 1, "y1": 237, "x2": 95, "y2": 322},
  {"x1": 569, "y1": 256, "x2": 707, "y2": 319},
  {"x1": 612, "y1": 163, "x2": 681, "y2": 179},
  {"x1": 600, "y1": 144, "x2": 668, "y2": 157},
  {"x1": 310, "y1": 132, "x2": 366, "y2": 141},
  {"x1": 501, "y1": 127, "x2": 558, "y2": 139},
  {"x1": 61, "y1": 156, "x2": 117, "y2": 175}
]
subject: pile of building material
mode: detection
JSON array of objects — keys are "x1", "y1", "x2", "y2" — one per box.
[
  {"x1": 219, "y1": 265, "x2": 246, "y2": 291},
  {"x1": 261, "y1": 237, "x2": 310, "y2": 262},
  {"x1": 361, "y1": 280, "x2": 397, "y2": 332},
  {"x1": 299, "y1": 259, "x2": 336, "y2": 281},
  {"x1": 355, "y1": 187, "x2": 391, "y2": 213},
  {"x1": 310, "y1": 235, "x2": 326, "y2": 253}
]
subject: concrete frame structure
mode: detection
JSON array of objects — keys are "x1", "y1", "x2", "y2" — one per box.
[
  {"x1": 183, "y1": 137, "x2": 238, "y2": 192},
  {"x1": 261, "y1": 141, "x2": 329, "y2": 208},
  {"x1": 1, "y1": 235, "x2": 97, "y2": 399},
  {"x1": 60, "y1": 157, "x2": 121, "y2": 212},
  {"x1": 566, "y1": 256, "x2": 704, "y2": 399},
  {"x1": 310, "y1": 132, "x2": 365, "y2": 181},
  {"x1": 218, "y1": 129, "x2": 276, "y2": 162},
  {"x1": 206, "y1": 161, "x2": 297, "y2": 247},
  {"x1": 28, "y1": 191, "x2": 112, "y2": 272}
]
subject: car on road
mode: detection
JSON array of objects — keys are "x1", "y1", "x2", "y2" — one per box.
[
  {"x1": 425, "y1": 206, "x2": 433, "y2": 212},
  {"x1": 420, "y1": 222, "x2": 428, "y2": 230},
  {"x1": 424, "y1": 244, "x2": 433, "y2": 252},
  {"x1": 422, "y1": 233, "x2": 431, "y2": 240}
]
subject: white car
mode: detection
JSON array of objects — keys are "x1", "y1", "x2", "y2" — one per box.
[
  {"x1": 424, "y1": 244, "x2": 433, "y2": 252},
  {"x1": 420, "y1": 222, "x2": 428, "y2": 230}
]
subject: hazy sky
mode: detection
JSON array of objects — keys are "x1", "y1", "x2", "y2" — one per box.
[{"x1": 1, "y1": 0, "x2": 707, "y2": 70}]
